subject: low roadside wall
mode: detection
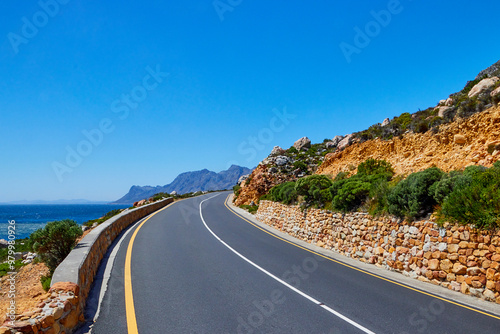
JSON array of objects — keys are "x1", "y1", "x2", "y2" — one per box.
[
  {"x1": 1, "y1": 198, "x2": 173, "y2": 334},
  {"x1": 256, "y1": 200, "x2": 500, "y2": 304}
]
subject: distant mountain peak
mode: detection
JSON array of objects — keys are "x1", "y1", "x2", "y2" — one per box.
[{"x1": 113, "y1": 165, "x2": 253, "y2": 204}]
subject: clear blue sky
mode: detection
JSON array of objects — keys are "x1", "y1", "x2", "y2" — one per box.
[{"x1": 1, "y1": 0, "x2": 499, "y2": 202}]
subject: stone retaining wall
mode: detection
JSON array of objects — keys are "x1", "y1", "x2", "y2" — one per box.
[
  {"x1": 1, "y1": 198, "x2": 173, "y2": 334},
  {"x1": 256, "y1": 200, "x2": 500, "y2": 304}
]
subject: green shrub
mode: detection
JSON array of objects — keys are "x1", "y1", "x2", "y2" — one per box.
[
  {"x1": 293, "y1": 161, "x2": 309, "y2": 173},
  {"x1": 264, "y1": 181, "x2": 298, "y2": 205},
  {"x1": 333, "y1": 171, "x2": 350, "y2": 181},
  {"x1": 387, "y1": 167, "x2": 444, "y2": 219},
  {"x1": 328, "y1": 159, "x2": 394, "y2": 213},
  {"x1": 429, "y1": 170, "x2": 463, "y2": 204},
  {"x1": 84, "y1": 209, "x2": 123, "y2": 227},
  {"x1": 240, "y1": 204, "x2": 259, "y2": 214},
  {"x1": 233, "y1": 184, "x2": 241, "y2": 198},
  {"x1": 0, "y1": 260, "x2": 23, "y2": 277},
  {"x1": 331, "y1": 178, "x2": 371, "y2": 212},
  {"x1": 357, "y1": 158, "x2": 394, "y2": 177},
  {"x1": 0, "y1": 238, "x2": 30, "y2": 262},
  {"x1": 393, "y1": 112, "x2": 412, "y2": 131},
  {"x1": 40, "y1": 275, "x2": 51, "y2": 292},
  {"x1": 287, "y1": 147, "x2": 298, "y2": 154},
  {"x1": 295, "y1": 175, "x2": 333, "y2": 207},
  {"x1": 30, "y1": 219, "x2": 83, "y2": 272},
  {"x1": 439, "y1": 164, "x2": 500, "y2": 230}
]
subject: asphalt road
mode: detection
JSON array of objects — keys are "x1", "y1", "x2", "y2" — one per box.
[{"x1": 89, "y1": 192, "x2": 500, "y2": 333}]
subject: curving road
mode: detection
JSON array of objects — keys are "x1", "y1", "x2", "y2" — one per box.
[{"x1": 88, "y1": 192, "x2": 500, "y2": 333}]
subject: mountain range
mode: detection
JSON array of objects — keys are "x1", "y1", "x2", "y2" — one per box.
[{"x1": 113, "y1": 165, "x2": 252, "y2": 204}]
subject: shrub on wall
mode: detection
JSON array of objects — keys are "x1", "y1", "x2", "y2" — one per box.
[
  {"x1": 295, "y1": 175, "x2": 333, "y2": 207},
  {"x1": 263, "y1": 181, "x2": 298, "y2": 205},
  {"x1": 438, "y1": 163, "x2": 500, "y2": 230},
  {"x1": 387, "y1": 167, "x2": 444, "y2": 219}
]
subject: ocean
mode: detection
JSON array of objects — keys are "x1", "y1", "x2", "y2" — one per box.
[{"x1": 0, "y1": 204, "x2": 130, "y2": 240}]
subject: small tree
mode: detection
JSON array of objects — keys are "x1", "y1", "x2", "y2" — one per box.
[{"x1": 30, "y1": 219, "x2": 83, "y2": 272}]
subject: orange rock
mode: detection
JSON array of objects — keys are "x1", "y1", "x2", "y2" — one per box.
[
  {"x1": 440, "y1": 259, "x2": 453, "y2": 273},
  {"x1": 453, "y1": 263, "x2": 467, "y2": 275},
  {"x1": 428, "y1": 259, "x2": 440, "y2": 270},
  {"x1": 486, "y1": 268, "x2": 497, "y2": 280},
  {"x1": 49, "y1": 282, "x2": 80, "y2": 296}
]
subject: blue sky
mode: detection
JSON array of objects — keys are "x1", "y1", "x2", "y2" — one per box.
[{"x1": 1, "y1": 0, "x2": 499, "y2": 202}]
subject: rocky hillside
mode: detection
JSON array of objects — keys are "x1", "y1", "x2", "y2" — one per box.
[
  {"x1": 317, "y1": 106, "x2": 500, "y2": 177},
  {"x1": 115, "y1": 165, "x2": 252, "y2": 204},
  {"x1": 235, "y1": 60, "x2": 500, "y2": 206},
  {"x1": 234, "y1": 136, "x2": 350, "y2": 206}
]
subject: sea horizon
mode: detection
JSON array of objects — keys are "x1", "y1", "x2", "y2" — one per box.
[{"x1": 0, "y1": 203, "x2": 130, "y2": 240}]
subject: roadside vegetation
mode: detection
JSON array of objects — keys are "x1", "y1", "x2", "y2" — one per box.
[{"x1": 259, "y1": 158, "x2": 500, "y2": 231}]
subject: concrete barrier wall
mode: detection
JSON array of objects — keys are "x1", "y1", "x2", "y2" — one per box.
[
  {"x1": 1, "y1": 197, "x2": 173, "y2": 334},
  {"x1": 256, "y1": 200, "x2": 500, "y2": 304}
]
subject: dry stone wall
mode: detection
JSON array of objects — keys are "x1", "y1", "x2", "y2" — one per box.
[
  {"x1": 256, "y1": 200, "x2": 500, "y2": 304},
  {"x1": 1, "y1": 198, "x2": 173, "y2": 334}
]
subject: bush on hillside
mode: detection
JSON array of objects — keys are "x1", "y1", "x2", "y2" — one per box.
[
  {"x1": 329, "y1": 159, "x2": 394, "y2": 212},
  {"x1": 233, "y1": 185, "x2": 241, "y2": 199},
  {"x1": 30, "y1": 219, "x2": 83, "y2": 272},
  {"x1": 263, "y1": 181, "x2": 298, "y2": 205},
  {"x1": 295, "y1": 175, "x2": 333, "y2": 207},
  {"x1": 330, "y1": 177, "x2": 371, "y2": 212},
  {"x1": 387, "y1": 167, "x2": 444, "y2": 219},
  {"x1": 357, "y1": 158, "x2": 394, "y2": 177},
  {"x1": 438, "y1": 163, "x2": 500, "y2": 230}
]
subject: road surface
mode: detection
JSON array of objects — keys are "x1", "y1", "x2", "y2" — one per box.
[{"x1": 89, "y1": 192, "x2": 500, "y2": 333}]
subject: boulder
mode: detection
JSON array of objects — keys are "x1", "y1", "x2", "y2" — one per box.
[
  {"x1": 445, "y1": 97, "x2": 454, "y2": 106},
  {"x1": 337, "y1": 134, "x2": 354, "y2": 150},
  {"x1": 468, "y1": 77, "x2": 499, "y2": 98},
  {"x1": 293, "y1": 137, "x2": 311, "y2": 151},
  {"x1": 453, "y1": 134, "x2": 466, "y2": 145},
  {"x1": 325, "y1": 141, "x2": 336, "y2": 149},
  {"x1": 170, "y1": 191, "x2": 177, "y2": 196},
  {"x1": 331, "y1": 135, "x2": 344, "y2": 146},
  {"x1": 270, "y1": 146, "x2": 285, "y2": 155},
  {"x1": 0, "y1": 239, "x2": 8, "y2": 248},
  {"x1": 491, "y1": 86, "x2": 500, "y2": 97},
  {"x1": 381, "y1": 118, "x2": 390, "y2": 126},
  {"x1": 238, "y1": 174, "x2": 250, "y2": 184},
  {"x1": 437, "y1": 106, "x2": 450, "y2": 118},
  {"x1": 275, "y1": 156, "x2": 290, "y2": 166}
]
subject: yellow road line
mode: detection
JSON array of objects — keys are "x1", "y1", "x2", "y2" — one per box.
[
  {"x1": 125, "y1": 200, "x2": 178, "y2": 334},
  {"x1": 224, "y1": 195, "x2": 500, "y2": 321}
]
